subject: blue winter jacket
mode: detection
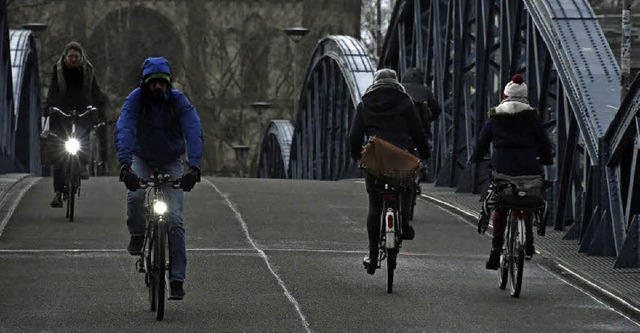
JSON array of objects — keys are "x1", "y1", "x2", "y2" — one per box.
[
  {"x1": 115, "y1": 57, "x2": 203, "y2": 168},
  {"x1": 470, "y1": 99, "x2": 553, "y2": 176}
]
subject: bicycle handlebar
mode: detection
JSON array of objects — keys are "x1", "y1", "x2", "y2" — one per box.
[
  {"x1": 139, "y1": 174, "x2": 182, "y2": 190},
  {"x1": 49, "y1": 105, "x2": 97, "y2": 119}
]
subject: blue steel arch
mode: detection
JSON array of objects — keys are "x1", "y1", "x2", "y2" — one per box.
[
  {"x1": 10, "y1": 29, "x2": 41, "y2": 174},
  {"x1": 380, "y1": 0, "x2": 626, "y2": 259},
  {"x1": 288, "y1": 35, "x2": 374, "y2": 180},
  {"x1": 0, "y1": 0, "x2": 15, "y2": 171},
  {"x1": 607, "y1": 75, "x2": 640, "y2": 267},
  {"x1": 257, "y1": 120, "x2": 294, "y2": 179}
]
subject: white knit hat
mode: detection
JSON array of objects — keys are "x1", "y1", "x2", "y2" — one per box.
[{"x1": 503, "y1": 74, "x2": 527, "y2": 98}]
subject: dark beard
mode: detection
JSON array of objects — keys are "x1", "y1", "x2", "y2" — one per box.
[{"x1": 152, "y1": 89, "x2": 164, "y2": 100}]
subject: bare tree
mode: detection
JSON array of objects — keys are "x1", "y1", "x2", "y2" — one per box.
[{"x1": 360, "y1": 0, "x2": 393, "y2": 64}]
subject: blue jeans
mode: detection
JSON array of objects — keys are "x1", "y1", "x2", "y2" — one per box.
[{"x1": 127, "y1": 156, "x2": 186, "y2": 282}]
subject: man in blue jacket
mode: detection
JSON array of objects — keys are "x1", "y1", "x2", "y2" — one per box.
[{"x1": 114, "y1": 57, "x2": 203, "y2": 299}]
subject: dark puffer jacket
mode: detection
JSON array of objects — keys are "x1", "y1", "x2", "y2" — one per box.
[
  {"x1": 470, "y1": 99, "x2": 553, "y2": 176},
  {"x1": 348, "y1": 86, "x2": 429, "y2": 160}
]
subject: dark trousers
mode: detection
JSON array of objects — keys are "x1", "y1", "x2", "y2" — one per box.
[{"x1": 365, "y1": 174, "x2": 414, "y2": 252}]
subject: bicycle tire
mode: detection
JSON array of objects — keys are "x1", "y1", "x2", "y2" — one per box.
[
  {"x1": 386, "y1": 248, "x2": 396, "y2": 294},
  {"x1": 146, "y1": 226, "x2": 156, "y2": 312},
  {"x1": 509, "y1": 217, "x2": 524, "y2": 298},
  {"x1": 67, "y1": 186, "x2": 75, "y2": 222},
  {"x1": 155, "y1": 219, "x2": 167, "y2": 321},
  {"x1": 498, "y1": 211, "x2": 510, "y2": 290}
]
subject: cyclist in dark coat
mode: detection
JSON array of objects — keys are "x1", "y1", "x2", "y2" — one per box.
[
  {"x1": 115, "y1": 56, "x2": 203, "y2": 299},
  {"x1": 469, "y1": 74, "x2": 554, "y2": 270},
  {"x1": 401, "y1": 67, "x2": 440, "y2": 134},
  {"x1": 349, "y1": 68, "x2": 430, "y2": 275},
  {"x1": 44, "y1": 41, "x2": 106, "y2": 208}
]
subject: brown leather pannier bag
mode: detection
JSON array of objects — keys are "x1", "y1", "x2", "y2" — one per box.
[{"x1": 359, "y1": 136, "x2": 422, "y2": 187}]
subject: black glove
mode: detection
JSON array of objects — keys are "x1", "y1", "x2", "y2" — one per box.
[
  {"x1": 180, "y1": 166, "x2": 201, "y2": 192},
  {"x1": 43, "y1": 107, "x2": 51, "y2": 117},
  {"x1": 119, "y1": 164, "x2": 140, "y2": 191}
]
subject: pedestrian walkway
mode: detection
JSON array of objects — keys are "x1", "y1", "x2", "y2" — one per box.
[
  {"x1": 0, "y1": 173, "x2": 38, "y2": 235},
  {"x1": 420, "y1": 183, "x2": 640, "y2": 318}
]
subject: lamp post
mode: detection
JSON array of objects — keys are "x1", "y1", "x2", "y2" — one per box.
[
  {"x1": 282, "y1": 27, "x2": 309, "y2": 115},
  {"x1": 232, "y1": 144, "x2": 250, "y2": 178},
  {"x1": 250, "y1": 101, "x2": 271, "y2": 117}
]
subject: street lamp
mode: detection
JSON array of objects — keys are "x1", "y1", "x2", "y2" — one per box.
[
  {"x1": 249, "y1": 101, "x2": 271, "y2": 117},
  {"x1": 232, "y1": 144, "x2": 250, "y2": 177},
  {"x1": 282, "y1": 27, "x2": 310, "y2": 115}
]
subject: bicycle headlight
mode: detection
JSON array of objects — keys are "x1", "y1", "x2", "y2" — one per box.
[
  {"x1": 65, "y1": 138, "x2": 81, "y2": 154},
  {"x1": 153, "y1": 201, "x2": 168, "y2": 215}
]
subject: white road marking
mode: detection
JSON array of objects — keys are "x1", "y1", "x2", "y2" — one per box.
[
  {"x1": 539, "y1": 264, "x2": 640, "y2": 327},
  {"x1": 203, "y1": 178, "x2": 312, "y2": 333}
]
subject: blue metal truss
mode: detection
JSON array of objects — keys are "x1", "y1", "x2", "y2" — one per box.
[
  {"x1": 0, "y1": 0, "x2": 15, "y2": 169},
  {"x1": 9, "y1": 29, "x2": 41, "y2": 174},
  {"x1": 257, "y1": 0, "x2": 638, "y2": 266},
  {"x1": 257, "y1": 120, "x2": 294, "y2": 179},
  {"x1": 286, "y1": 35, "x2": 374, "y2": 180},
  {"x1": 376, "y1": 0, "x2": 624, "y2": 260}
]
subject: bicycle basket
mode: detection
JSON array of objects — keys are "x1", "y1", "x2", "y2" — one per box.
[
  {"x1": 492, "y1": 171, "x2": 546, "y2": 208},
  {"x1": 40, "y1": 131, "x2": 63, "y2": 165},
  {"x1": 359, "y1": 136, "x2": 422, "y2": 187},
  {"x1": 377, "y1": 169, "x2": 421, "y2": 188}
]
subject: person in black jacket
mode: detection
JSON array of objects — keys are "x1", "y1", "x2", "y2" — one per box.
[
  {"x1": 469, "y1": 74, "x2": 554, "y2": 270},
  {"x1": 44, "y1": 41, "x2": 106, "y2": 208},
  {"x1": 401, "y1": 67, "x2": 440, "y2": 134},
  {"x1": 348, "y1": 68, "x2": 430, "y2": 275}
]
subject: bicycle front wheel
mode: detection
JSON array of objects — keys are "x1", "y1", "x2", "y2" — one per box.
[
  {"x1": 509, "y1": 217, "x2": 525, "y2": 298},
  {"x1": 146, "y1": 227, "x2": 156, "y2": 312},
  {"x1": 154, "y1": 220, "x2": 167, "y2": 321}
]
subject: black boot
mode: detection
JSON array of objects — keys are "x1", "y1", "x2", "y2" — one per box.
[
  {"x1": 485, "y1": 236, "x2": 503, "y2": 270},
  {"x1": 363, "y1": 249, "x2": 378, "y2": 275},
  {"x1": 525, "y1": 224, "x2": 535, "y2": 260},
  {"x1": 402, "y1": 224, "x2": 415, "y2": 240}
]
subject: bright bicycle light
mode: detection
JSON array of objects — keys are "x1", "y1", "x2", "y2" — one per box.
[
  {"x1": 65, "y1": 138, "x2": 81, "y2": 154},
  {"x1": 153, "y1": 201, "x2": 168, "y2": 215}
]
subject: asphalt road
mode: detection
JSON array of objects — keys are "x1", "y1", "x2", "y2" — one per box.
[{"x1": 0, "y1": 176, "x2": 638, "y2": 332}]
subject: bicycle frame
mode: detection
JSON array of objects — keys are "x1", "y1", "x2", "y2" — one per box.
[
  {"x1": 50, "y1": 106, "x2": 96, "y2": 222},
  {"x1": 499, "y1": 206, "x2": 532, "y2": 298},
  {"x1": 137, "y1": 171, "x2": 180, "y2": 321},
  {"x1": 377, "y1": 180, "x2": 418, "y2": 294}
]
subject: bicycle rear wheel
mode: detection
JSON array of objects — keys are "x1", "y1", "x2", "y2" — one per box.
[
  {"x1": 498, "y1": 212, "x2": 511, "y2": 290},
  {"x1": 386, "y1": 248, "x2": 397, "y2": 294},
  {"x1": 154, "y1": 220, "x2": 167, "y2": 321},
  {"x1": 509, "y1": 217, "x2": 524, "y2": 298}
]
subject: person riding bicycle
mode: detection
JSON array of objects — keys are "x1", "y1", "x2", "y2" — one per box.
[
  {"x1": 114, "y1": 56, "x2": 203, "y2": 300},
  {"x1": 44, "y1": 41, "x2": 107, "y2": 208},
  {"x1": 469, "y1": 74, "x2": 553, "y2": 270},
  {"x1": 401, "y1": 67, "x2": 440, "y2": 140},
  {"x1": 348, "y1": 68, "x2": 430, "y2": 275}
]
